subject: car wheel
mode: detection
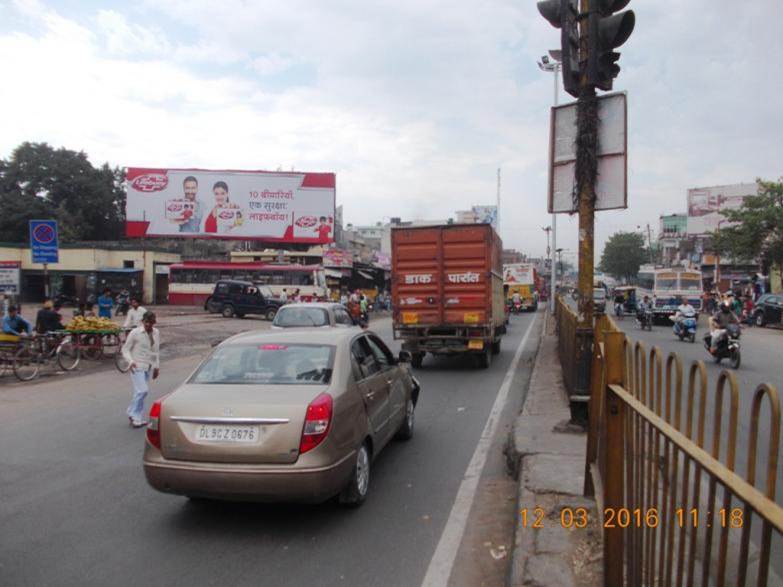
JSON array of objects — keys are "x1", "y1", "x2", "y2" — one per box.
[
  {"x1": 491, "y1": 338, "x2": 501, "y2": 355},
  {"x1": 396, "y1": 398, "x2": 415, "y2": 441},
  {"x1": 411, "y1": 352, "x2": 424, "y2": 369},
  {"x1": 222, "y1": 305, "x2": 235, "y2": 318},
  {"x1": 265, "y1": 308, "x2": 277, "y2": 321},
  {"x1": 755, "y1": 313, "x2": 765, "y2": 327},
  {"x1": 339, "y1": 442, "x2": 371, "y2": 506}
]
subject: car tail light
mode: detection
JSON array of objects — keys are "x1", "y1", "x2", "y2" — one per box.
[
  {"x1": 299, "y1": 393, "x2": 333, "y2": 455},
  {"x1": 147, "y1": 400, "x2": 162, "y2": 449}
]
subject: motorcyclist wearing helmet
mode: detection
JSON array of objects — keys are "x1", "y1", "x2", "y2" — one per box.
[{"x1": 708, "y1": 300, "x2": 739, "y2": 354}]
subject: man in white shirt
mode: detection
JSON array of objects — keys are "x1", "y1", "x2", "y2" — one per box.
[
  {"x1": 122, "y1": 298, "x2": 147, "y2": 329},
  {"x1": 121, "y1": 311, "x2": 160, "y2": 428}
]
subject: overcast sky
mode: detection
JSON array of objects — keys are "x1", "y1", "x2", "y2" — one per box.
[{"x1": 1, "y1": 0, "x2": 780, "y2": 259}]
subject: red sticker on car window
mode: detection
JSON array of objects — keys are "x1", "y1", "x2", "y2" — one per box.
[{"x1": 259, "y1": 344, "x2": 288, "y2": 350}]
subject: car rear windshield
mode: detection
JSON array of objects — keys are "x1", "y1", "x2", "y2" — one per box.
[
  {"x1": 273, "y1": 307, "x2": 330, "y2": 327},
  {"x1": 190, "y1": 344, "x2": 334, "y2": 385}
]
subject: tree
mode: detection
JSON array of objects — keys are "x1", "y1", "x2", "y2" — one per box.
[
  {"x1": 712, "y1": 179, "x2": 783, "y2": 269},
  {"x1": 0, "y1": 142, "x2": 126, "y2": 242},
  {"x1": 599, "y1": 231, "x2": 647, "y2": 283}
]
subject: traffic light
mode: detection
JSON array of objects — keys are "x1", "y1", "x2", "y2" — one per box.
[
  {"x1": 536, "y1": 0, "x2": 580, "y2": 98},
  {"x1": 587, "y1": 0, "x2": 635, "y2": 91}
]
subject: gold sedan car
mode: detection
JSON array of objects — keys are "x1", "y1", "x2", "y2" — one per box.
[{"x1": 143, "y1": 328, "x2": 420, "y2": 505}]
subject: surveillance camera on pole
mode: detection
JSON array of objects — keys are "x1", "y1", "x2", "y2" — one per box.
[
  {"x1": 587, "y1": 0, "x2": 635, "y2": 91},
  {"x1": 536, "y1": 0, "x2": 580, "y2": 98}
]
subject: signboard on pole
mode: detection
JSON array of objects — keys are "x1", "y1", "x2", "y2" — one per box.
[
  {"x1": 125, "y1": 168, "x2": 336, "y2": 244},
  {"x1": 548, "y1": 92, "x2": 628, "y2": 213},
  {"x1": 0, "y1": 261, "x2": 21, "y2": 294},
  {"x1": 29, "y1": 220, "x2": 59, "y2": 264}
]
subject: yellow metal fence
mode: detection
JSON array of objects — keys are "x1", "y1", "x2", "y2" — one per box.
[{"x1": 565, "y1": 295, "x2": 783, "y2": 586}]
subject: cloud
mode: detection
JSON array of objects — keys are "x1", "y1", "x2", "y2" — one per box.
[{"x1": 0, "y1": 0, "x2": 780, "y2": 259}]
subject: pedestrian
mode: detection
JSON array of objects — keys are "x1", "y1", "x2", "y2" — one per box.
[
  {"x1": 359, "y1": 295, "x2": 369, "y2": 323},
  {"x1": 293, "y1": 288, "x2": 302, "y2": 303},
  {"x1": 97, "y1": 288, "x2": 114, "y2": 319},
  {"x1": 280, "y1": 288, "x2": 288, "y2": 303},
  {"x1": 123, "y1": 298, "x2": 147, "y2": 329},
  {"x1": 121, "y1": 311, "x2": 160, "y2": 428}
]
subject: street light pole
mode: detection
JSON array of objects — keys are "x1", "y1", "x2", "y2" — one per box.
[{"x1": 538, "y1": 51, "x2": 561, "y2": 312}]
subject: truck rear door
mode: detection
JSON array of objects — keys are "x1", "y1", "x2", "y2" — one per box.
[{"x1": 393, "y1": 228, "x2": 443, "y2": 326}]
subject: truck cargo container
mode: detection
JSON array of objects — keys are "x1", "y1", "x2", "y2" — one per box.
[{"x1": 391, "y1": 224, "x2": 506, "y2": 369}]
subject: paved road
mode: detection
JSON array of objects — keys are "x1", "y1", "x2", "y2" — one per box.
[{"x1": 0, "y1": 312, "x2": 541, "y2": 586}]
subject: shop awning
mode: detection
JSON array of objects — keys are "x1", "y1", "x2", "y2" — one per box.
[
  {"x1": 325, "y1": 269, "x2": 345, "y2": 279},
  {"x1": 358, "y1": 270, "x2": 374, "y2": 280}
]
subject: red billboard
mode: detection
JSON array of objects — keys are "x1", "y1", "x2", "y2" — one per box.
[{"x1": 125, "y1": 168, "x2": 336, "y2": 243}]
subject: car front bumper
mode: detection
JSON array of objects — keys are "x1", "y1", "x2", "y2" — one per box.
[{"x1": 143, "y1": 450, "x2": 356, "y2": 503}]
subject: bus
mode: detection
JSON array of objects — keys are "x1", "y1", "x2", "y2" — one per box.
[
  {"x1": 168, "y1": 261, "x2": 327, "y2": 306},
  {"x1": 636, "y1": 267, "x2": 703, "y2": 317},
  {"x1": 503, "y1": 263, "x2": 539, "y2": 311}
]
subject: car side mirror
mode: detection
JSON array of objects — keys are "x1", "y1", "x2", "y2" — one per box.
[{"x1": 398, "y1": 350, "x2": 412, "y2": 363}]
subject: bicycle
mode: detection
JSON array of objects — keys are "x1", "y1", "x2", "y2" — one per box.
[{"x1": 12, "y1": 332, "x2": 78, "y2": 381}]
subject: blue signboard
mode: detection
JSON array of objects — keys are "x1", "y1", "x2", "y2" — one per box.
[{"x1": 29, "y1": 220, "x2": 59, "y2": 264}]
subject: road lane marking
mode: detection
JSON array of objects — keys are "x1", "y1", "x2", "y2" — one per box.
[{"x1": 421, "y1": 314, "x2": 539, "y2": 587}]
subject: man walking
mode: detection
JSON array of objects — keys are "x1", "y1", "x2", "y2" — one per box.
[{"x1": 121, "y1": 311, "x2": 160, "y2": 428}]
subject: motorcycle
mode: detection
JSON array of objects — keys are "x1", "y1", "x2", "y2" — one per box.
[
  {"x1": 703, "y1": 324, "x2": 741, "y2": 369},
  {"x1": 509, "y1": 300, "x2": 522, "y2": 314},
  {"x1": 636, "y1": 308, "x2": 653, "y2": 331},
  {"x1": 672, "y1": 313, "x2": 697, "y2": 343}
]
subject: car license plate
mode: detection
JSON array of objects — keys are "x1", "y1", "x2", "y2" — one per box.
[
  {"x1": 196, "y1": 425, "x2": 260, "y2": 443},
  {"x1": 402, "y1": 312, "x2": 418, "y2": 324},
  {"x1": 468, "y1": 339, "x2": 484, "y2": 350}
]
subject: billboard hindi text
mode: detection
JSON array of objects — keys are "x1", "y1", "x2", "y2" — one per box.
[{"x1": 125, "y1": 168, "x2": 336, "y2": 244}]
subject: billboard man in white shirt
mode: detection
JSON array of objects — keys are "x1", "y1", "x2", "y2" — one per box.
[
  {"x1": 121, "y1": 311, "x2": 160, "y2": 428},
  {"x1": 122, "y1": 298, "x2": 147, "y2": 329}
]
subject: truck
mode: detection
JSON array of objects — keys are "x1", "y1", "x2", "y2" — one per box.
[
  {"x1": 391, "y1": 223, "x2": 506, "y2": 369},
  {"x1": 503, "y1": 263, "x2": 539, "y2": 311}
]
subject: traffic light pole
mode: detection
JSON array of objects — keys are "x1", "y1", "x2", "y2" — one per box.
[{"x1": 572, "y1": 0, "x2": 598, "y2": 420}]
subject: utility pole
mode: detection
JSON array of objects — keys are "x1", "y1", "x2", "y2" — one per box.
[{"x1": 537, "y1": 0, "x2": 635, "y2": 426}]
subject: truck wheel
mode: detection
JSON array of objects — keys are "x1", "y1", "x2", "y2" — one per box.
[
  {"x1": 411, "y1": 353, "x2": 424, "y2": 369},
  {"x1": 222, "y1": 305, "x2": 235, "y2": 318},
  {"x1": 477, "y1": 348, "x2": 491, "y2": 369},
  {"x1": 491, "y1": 339, "x2": 501, "y2": 355}
]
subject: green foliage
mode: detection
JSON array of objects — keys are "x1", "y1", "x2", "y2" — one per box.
[
  {"x1": 599, "y1": 231, "x2": 647, "y2": 283},
  {"x1": 0, "y1": 142, "x2": 126, "y2": 243},
  {"x1": 712, "y1": 179, "x2": 783, "y2": 267}
]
